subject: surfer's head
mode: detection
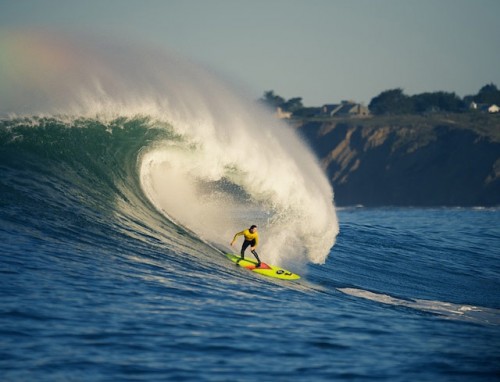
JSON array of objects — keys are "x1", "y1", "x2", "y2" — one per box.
[{"x1": 250, "y1": 225, "x2": 257, "y2": 232}]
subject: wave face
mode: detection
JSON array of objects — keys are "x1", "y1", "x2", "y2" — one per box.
[{"x1": 0, "y1": 31, "x2": 338, "y2": 266}]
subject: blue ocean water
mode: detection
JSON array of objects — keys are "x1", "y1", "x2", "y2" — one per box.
[{"x1": 1, "y1": 118, "x2": 499, "y2": 382}]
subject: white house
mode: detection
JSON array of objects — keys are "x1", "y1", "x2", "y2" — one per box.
[
  {"x1": 275, "y1": 107, "x2": 292, "y2": 119},
  {"x1": 487, "y1": 104, "x2": 499, "y2": 113}
]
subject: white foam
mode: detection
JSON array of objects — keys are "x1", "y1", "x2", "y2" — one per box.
[{"x1": 339, "y1": 288, "x2": 500, "y2": 325}]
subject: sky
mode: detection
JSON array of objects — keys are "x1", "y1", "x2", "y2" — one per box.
[{"x1": 1, "y1": 0, "x2": 499, "y2": 106}]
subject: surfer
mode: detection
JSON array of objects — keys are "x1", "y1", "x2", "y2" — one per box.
[{"x1": 230, "y1": 225, "x2": 261, "y2": 267}]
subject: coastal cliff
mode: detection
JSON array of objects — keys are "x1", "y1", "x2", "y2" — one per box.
[{"x1": 294, "y1": 114, "x2": 500, "y2": 207}]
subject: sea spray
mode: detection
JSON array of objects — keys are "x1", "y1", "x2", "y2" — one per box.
[{"x1": 0, "y1": 31, "x2": 338, "y2": 265}]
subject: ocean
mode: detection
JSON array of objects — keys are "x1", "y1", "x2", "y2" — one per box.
[
  {"x1": 1, "y1": 117, "x2": 499, "y2": 382},
  {"x1": 1, "y1": 34, "x2": 499, "y2": 381}
]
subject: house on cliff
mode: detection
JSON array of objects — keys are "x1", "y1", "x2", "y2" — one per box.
[
  {"x1": 469, "y1": 101, "x2": 500, "y2": 113},
  {"x1": 275, "y1": 107, "x2": 292, "y2": 119},
  {"x1": 321, "y1": 101, "x2": 370, "y2": 117}
]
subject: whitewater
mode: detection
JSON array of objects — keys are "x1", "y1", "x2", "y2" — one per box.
[{"x1": 1, "y1": 32, "x2": 499, "y2": 381}]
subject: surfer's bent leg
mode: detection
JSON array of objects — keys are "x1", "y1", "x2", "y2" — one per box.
[
  {"x1": 248, "y1": 239, "x2": 261, "y2": 266},
  {"x1": 251, "y1": 249, "x2": 261, "y2": 266},
  {"x1": 241, "y1": 240, "x2": 251, "y2": 258}
]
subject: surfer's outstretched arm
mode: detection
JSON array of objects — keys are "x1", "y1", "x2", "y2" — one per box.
[{"x1": 230, "y1": 231, "x2": 244, "y2": 246}]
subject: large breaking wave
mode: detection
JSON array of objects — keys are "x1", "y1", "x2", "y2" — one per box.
[{"x1": 0, "y1": 30, "x2": 338, "y2": 265}]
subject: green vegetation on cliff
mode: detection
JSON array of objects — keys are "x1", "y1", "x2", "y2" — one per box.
[
  {"x1": 261, "y1": 83, "x2": 500, "y2": 116},
  {"x1": 368, "y1": 84, "x2": 500, "y2": 115}
]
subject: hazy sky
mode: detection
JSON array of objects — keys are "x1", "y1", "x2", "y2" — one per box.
[{"x1": 1, "y1": 0, "x2": 499, "y2": 106}]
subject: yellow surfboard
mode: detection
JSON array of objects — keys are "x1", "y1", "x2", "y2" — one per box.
[{"x1": 225, "y1": 253, "x2": 300, "y2": 280}]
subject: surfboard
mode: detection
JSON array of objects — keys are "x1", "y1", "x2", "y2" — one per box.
[{"x1": 225, "y1": 253, "x2": 300, "y2": 280}]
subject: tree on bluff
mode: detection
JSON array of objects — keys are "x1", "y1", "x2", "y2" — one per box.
[
  {"x1": 412, "y1": 91, "x2": 464, "y2": 113},
  {"x1": 368, "y1": 88, "x2": 413, "y2": 115},
  {"x1": 260, "y1": 90, "x2": 304, "y2": 113},
  {"x1": 472, "y1": 83, "x2": 500, "y2": 105},
  {"x1": 261, "y1": 90, "x2": 285, "y2": 109},
  {"x1": 369, "y1": 88, "x2": 465, "y2": 114}
]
